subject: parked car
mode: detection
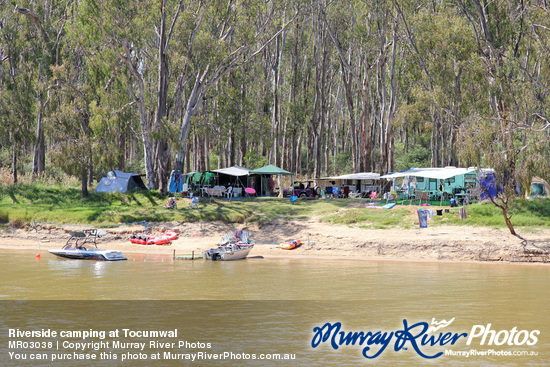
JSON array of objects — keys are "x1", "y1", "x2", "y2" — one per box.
[{"x1": 283, "y1": 181, "x2": 318, "y2": 198}]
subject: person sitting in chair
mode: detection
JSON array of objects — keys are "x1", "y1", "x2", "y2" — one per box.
[{"x1": 164, "y1": 197, "x2": 176, "y2": 209}]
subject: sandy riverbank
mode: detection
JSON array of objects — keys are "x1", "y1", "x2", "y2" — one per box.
[{"x1": 1, "y1": 219, "x2": 549, "y2": 263}]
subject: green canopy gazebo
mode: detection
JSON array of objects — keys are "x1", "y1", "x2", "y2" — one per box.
[{"x1": 249, "y1": 164, "x2": 294, "y2": 197}]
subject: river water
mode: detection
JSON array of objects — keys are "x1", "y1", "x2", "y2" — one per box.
[{"x1": 0, "y1": 250, "x2": 549, "y2": 366}]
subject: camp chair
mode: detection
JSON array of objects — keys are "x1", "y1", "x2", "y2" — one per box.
[
  {"x1": 289, "y1": 195, "x2": 298, "y2": 203},
  {"x1": 224, "y1": 186, "x2": 233, "y2": 200},
  {"x1": 366, "y1": 191, "x2": 378, "y2": 204},
  {"x1": 218, "y1": 233, "x2": 232, "y2": 245},
  {"x1": 418, "y1": 191, "x2": 429, "y2": 206},
  {"x1": 385, "y1": 190, "x2": 397, "y2": 204},
  {"x1": 189, "y1": 197, "x2": 199, "y2": 209}
]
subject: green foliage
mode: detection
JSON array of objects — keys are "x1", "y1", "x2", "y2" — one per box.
[
  {"x1": 393, "y1": 132, "x2": 431, "y2": 171},
  {"x1": 0, "y1": 210, "x2": 8, "y2": 224},
  {"x1": 244, "y1": 151, "x2": 268, "y2": 170},
  {"x1": 332, "y1": 152, "x2": 353, "y2": 175}
]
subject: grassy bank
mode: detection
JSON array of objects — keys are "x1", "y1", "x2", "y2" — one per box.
[
  {"x1": 1, "y1": 183, "x2": 550, "y2": 231},
  {"x1": 0, "y1": 183, "x2": 351, "y2": 228}
]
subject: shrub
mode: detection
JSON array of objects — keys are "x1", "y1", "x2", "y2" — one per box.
[{"x1": 0, "y1": 210, "x2": 8, "y2": 223}]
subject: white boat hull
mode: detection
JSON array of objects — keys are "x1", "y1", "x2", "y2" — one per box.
[{"x1": 48, "y1": 248, "x2": 127, "y2": 261}]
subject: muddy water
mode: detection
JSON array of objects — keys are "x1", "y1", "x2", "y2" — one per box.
[{"x1": 0, "y1": 250, "x2": 548, "y2": 366}]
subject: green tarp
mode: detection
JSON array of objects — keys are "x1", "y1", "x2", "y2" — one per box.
[{"x1": 186, "y1": 172, "x2": 216, "y2": 187}]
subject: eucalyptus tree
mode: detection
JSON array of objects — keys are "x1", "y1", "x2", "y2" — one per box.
[
  {"x1": 456, "y1": 0, "x2": 550, "y2": 236},
  {"x1": 14, "y1": 2, "x2": 70, "y2": 180},
  {"x1": 48, "y1": 49, "x2": 94, "y2": 197},
  {"x1": 0, "y1": 3, "x2": 45, "y2": 183},
  {"x1": 395, "y1": 2, "x2": 476, "y2": 168},
  {"x1": 320, "y1": 0, "x2": 404, "y2": 176},
  {"x1": 172, "y1": 0, "x2": 301, "y2": 175},
  {"x1": 279, "y1": 11, "x2": 312, "y2": 174},
  {"x1": 320, "y1": 2, "x2": 360, "y2": 173},
  {"x1": 82, "y1": 0, "x2": 182, "y2": 193}
]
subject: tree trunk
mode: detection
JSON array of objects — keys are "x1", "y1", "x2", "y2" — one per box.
[
  {"x1": 271, "y1": 28, "x2": 282, "y2": 167},
  {"x1": 175, "y1": 70, "x2": 206, "y2": 172},
  {"x1": 12, "y1": 147, "x2": 17, "y2": 184},
  {"x1": 502, "y1": 208, "x2": 516, "y2": 236},
  {"x1": 156, "y1": 4, "x2": 170, "y2": 195},
  {"x1": 31, "y1": 102, "x2": 45, "y2": 181},
  {"x1": 342, "y1": 66, "x2": 357, "y2": 173},
  {"x1": 204, "y1": 132, "x2": 210, "y2": 171},
  {"x1": 81, "y1": 173, "x2": 88, "y2": 198},
  {"x1": 296, "y1": 131, "x2": 302, "y2": 175},
  {"x1": 121, "y1": 41, "x2": 155, "y2": 189},
  {"x1": 385, "y1": 19, "x2": 398, "y2": 174}
]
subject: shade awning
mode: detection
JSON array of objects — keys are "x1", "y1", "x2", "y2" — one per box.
[
  {"x1": 249, "y1": 164, "x2": 293, "y2": 175},
  {"x1": 211, "y1": 166, "x2": 251, "y2": 177},
  {"x1": 319, "y1": 172, "x2": 380, "y2": 181},
  {"x1": 380, "y1": 167, "x2": 477, "y2": 180}
]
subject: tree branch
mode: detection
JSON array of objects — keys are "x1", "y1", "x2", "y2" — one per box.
[
  {"x1": 16, "y1": 6, "x2": 53, "y2": 56},
  {"x1": 533, "y1": 24, "x2": 550, "y2": 33},
  {"x1": 165, "y1": 0, "x2": 184, "y2": 52}
]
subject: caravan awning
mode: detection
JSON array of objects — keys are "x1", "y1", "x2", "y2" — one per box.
[
  {"x1": 320, "y1": 172, "x2": 380, "y2": 181},
  {"x1": 380, "y1": 167, "x2": 476, "y2": 180},
  {"x1": 211, "y1": 166, "x2": 250, "y2": 177}
]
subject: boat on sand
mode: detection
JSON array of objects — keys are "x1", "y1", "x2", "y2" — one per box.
[{"x1": 202, "y1": 232, "x2": 254, "y2": 261}]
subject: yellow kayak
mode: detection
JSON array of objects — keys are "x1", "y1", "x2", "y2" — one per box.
[{"x1": 280, "y1": 240, "x2": 301, "y2": 250}]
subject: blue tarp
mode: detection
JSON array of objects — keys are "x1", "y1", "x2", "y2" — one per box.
[
  {"x1": 479, "y1": 172, "x2": 503, "y2": 200},
  {"x1": 169, "y1": 170, "x2": 184, "y2": 194}
]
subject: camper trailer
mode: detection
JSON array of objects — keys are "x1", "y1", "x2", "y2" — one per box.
[{"x1": 528, "y1": 177, "x2": 550, "y2": 199}]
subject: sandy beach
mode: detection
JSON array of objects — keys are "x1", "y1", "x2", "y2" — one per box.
[{"x1": 1, "y1": 218, "x2": 549, "y2": 263}]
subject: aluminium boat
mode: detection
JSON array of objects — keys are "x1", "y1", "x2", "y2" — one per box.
[
  {"x1": 202, "y1": 232, "x2": 254, "y2": 261},
  {"x1": 202, "y1": 242, "x2": 253, "y2": 261}
]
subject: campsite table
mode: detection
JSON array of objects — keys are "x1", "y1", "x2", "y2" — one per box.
[
  {"x1": 205, "y1": 188, "x2": 225, "y2": 197},
  {"x1": 234, "y1": 187, "x2": 242, "y2": 197}
]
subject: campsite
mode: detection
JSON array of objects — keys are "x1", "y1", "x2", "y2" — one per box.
[
  {"x1": 3, "y1": 3, "x2": 550, "y2": 365},
  {"x1": 2, "y1": 172, "x2": 550, "y2": 263}
]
